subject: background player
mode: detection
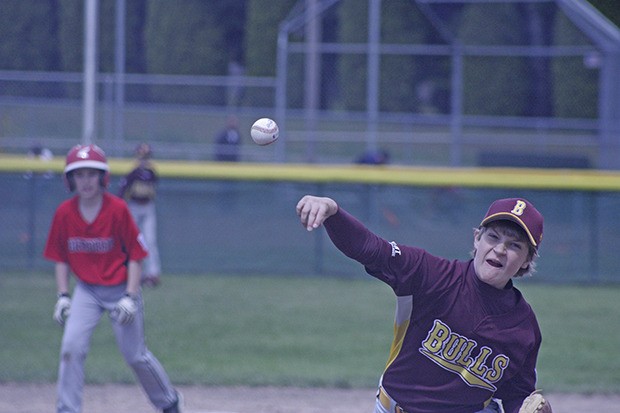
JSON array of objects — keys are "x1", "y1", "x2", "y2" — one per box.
[
  {"x1": 44, "y1": 144, "x2": 181, "y2": 413},
  {"x1": 213, "y1": 114, "x2": 242, "y2": 162},
  {"x1": 118, "y1": 142, "x2": 161, "y2": 287},
  {"x1": 296, "y1": 195, "x2": 549, "y2": 413}
]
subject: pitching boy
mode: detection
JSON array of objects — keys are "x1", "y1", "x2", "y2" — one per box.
[
  {"x1": 296, "y1": 195, "x2": 550, "y2": 413},
  {"x1": 44, "y1": 144, "x2": 181, "y2": 413}
]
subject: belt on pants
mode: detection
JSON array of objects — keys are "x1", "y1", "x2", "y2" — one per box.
[
  {"x1": 378, "y1": 386, "x2": 496, "y2": 413},
  {"x1": 378, "y1": 386, "x2": 408, "y2": 413}
]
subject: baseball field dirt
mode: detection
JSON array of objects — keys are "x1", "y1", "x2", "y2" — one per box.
[{"x1": 2, "y1": 383, "x2": 620, "y2": 412}]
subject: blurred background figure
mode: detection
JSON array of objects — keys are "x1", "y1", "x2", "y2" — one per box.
[
  {"x1": 25, "y1": 142, "x2": 54, "y2": 179},
  {"x1": 27, "y1": 142, "x2": 54, "y2": 162},
  {"x1": 214, "y1": 115, "x2": 242, "y2": 162},
  {"x1": 118, "y1": 143, "x2": 161, "y2": 287},
  {"x1": 355, "y1": 148, "x2": 390, "y2": 165}
]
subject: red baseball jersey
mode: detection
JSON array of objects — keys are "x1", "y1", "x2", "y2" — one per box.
[
  {"x1": 44, "y1": 192, "x2": 148, "y2": 286},
  {"x1": 324, "y1": 208, "x2": 540, "y2": 413}
]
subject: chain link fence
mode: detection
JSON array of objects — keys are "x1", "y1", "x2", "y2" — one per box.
[{"x1": 2, "y1": 170, "x2": 619, "y2": 283}]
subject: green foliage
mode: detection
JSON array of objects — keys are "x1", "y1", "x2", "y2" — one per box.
[
  {"x1": 144, "y1": 0, "x2": 228, "y2": 105},
  {"x1": 1, "y1": 272, "x2": 619, "y2": 393},
  {"x1": 338, "y1": 0, "x2": 443, "y2": 114},
  {"x1": 245, "y1": 0, "x2": 295, "y2": 77},
  {"x1": 145, "y1": 1, "x2": 225, "y2": 75},
  {"x1": 459, "y1": 4, "x2": 529, "y2": 116},
  {"x1": 244, "y1": 0, "x2": 296, "y2": 107},
  {"x1": 379, "y1": 1, "x2": 425, "y2": 113},
  {"x1": 57, "y1": 0, "x2": 83, "y2": 73},
  {"x1": 0, "y1": 1, "x2": 615, "y2": 115},
  {"x1": 336, "y1": 0, "x2": 368, "y2": 111},
  {"x1": 552, "y1": 12, "x2": 598, "y2": 118},
  {"x1": 0, "y1": 1, "x2": 59, "y2": 71},
  {"x1": 0, "y1": 0, "x2": 62, "y2": 97},
  {"x1": 587, "y1": 0, "x2": 620, "y2": 27},
  {"x1": 56, "y1": 0, "x2": 147, "y2": 74}
]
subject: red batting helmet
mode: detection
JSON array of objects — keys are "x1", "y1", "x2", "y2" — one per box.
[{"x1": 64, "y1": 144, "x2": 110, "y2": 191}]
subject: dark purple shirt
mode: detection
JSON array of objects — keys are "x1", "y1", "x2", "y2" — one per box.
[
  {"x1": 118, "y1": 162, "x2": 158, "y2": 204},
  {"x1": 324, "y1": 208, "x2": 541, "y2": 413}
]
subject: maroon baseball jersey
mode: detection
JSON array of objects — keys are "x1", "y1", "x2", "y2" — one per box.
[
  {"x1": 44, "y1": 192, "x2": 148, "y2": 286},
  {"x1": 324, "y1": 208, "x2": 540, "y2": 413}
]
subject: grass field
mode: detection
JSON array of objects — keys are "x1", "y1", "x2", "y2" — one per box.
[{"x1": 1, "y1": 272, "x2": 619, "y2": 393}]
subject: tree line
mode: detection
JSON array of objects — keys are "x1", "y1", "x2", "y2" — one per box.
[{"x1": 0, "y1": 0, "x2": 617, "y2": 118}]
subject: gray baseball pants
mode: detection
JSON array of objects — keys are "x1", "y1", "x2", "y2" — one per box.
[
  {"x1": 128, "y1": 200, "x2": 161, "y2": 278},
  {"x1": 56, "y1": 281, "x2": 176, "y2": 413}
]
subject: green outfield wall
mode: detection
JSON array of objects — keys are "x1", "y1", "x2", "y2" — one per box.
[{"x1": 2, "y1": 155, "x2": 619, "y2": 283}]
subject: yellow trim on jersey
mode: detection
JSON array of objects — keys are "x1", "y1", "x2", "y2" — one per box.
[
  {"x1": 385, "y1": 318, "x2": 410, "y2": 369},
  {"x1": 384, "y1": 295, "x2": 413, "y2": 370},
  {"x1": 420, "y1": 349, "x2": 495, "y2": 391}
]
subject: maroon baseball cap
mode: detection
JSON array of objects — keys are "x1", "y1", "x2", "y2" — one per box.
[{"x1": 480, "y1": 198, "x2": 544, "y2": 248}]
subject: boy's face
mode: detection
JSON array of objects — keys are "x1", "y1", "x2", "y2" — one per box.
[
  {"x1": 473, "y1": 222, "x2": 531, "y2": 289},
  {"x1": 72, "y1": 168, "x2": 103, "y2": 199}
]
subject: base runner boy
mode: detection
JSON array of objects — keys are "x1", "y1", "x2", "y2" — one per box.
[{"x1": 44, "y1": 144, "x2": 181, "y2": 413}]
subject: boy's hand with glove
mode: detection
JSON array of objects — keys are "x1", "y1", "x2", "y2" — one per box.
[
  {"x1": 113, "y1": 293, "x2": 138, "y2": 325},
  {"x1": 53, "y1": 294, "x2": 71, "y2": 326}
]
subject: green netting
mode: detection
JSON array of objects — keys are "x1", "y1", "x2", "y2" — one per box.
[{"x1": 2, "y1": 171, "x2": 618, "y2": 283}]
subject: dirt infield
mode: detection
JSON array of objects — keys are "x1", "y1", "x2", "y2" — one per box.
[{"x1": 2, "y1": 383, "x2": 620, "y2": 413}]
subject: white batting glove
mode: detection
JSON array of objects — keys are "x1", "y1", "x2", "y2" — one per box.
[
  {"x1": 53, "y1": 294, "x2": 71, "y2": 326},
  {"x1": 113, "y1": 294, "x2": 138, "y2": 325}
]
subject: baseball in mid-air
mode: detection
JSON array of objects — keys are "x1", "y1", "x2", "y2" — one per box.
[{"x1": 250, "y1": 118, "x2": 279, "y2": 146}]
